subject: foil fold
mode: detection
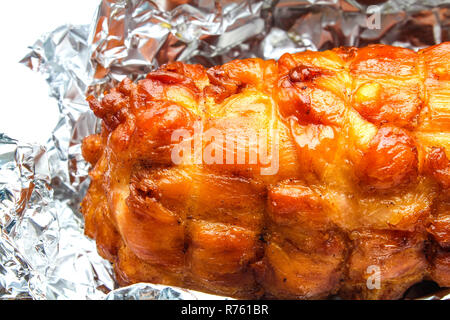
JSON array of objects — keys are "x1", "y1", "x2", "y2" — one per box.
[{"x1": 0, "y1": 0, "x2": 448, "y2": 299}]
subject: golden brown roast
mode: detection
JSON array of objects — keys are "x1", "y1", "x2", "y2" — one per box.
[{"x1": 81, "y1": 43, "x2": 450, "y2": 299}]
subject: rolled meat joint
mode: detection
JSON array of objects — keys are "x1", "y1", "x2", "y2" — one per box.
[{"x1": 81, "y1": 42, "x2": 450, "y2": 299}]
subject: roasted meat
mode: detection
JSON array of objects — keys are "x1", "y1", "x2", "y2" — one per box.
[{"x1": 81, "y1": 43, "x2": 450, "y2": 299}]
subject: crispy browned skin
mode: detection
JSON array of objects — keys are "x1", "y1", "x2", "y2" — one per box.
[{"x1": 81, "y1": 43, "x2": 450, "y2": 299}]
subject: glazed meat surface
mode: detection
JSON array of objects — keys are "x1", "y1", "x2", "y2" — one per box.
[{"x1": 81, "y1": 43, "x2": 450, "y2": 299}]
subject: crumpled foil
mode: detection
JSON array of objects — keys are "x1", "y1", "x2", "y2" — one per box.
[{"x1": 1, "y1": 0, "x2": 449, "y2": 299}]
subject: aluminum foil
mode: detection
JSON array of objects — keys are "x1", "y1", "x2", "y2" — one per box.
[{"x1": 0, "y1": 0, "x2": 449, "y2": 299}]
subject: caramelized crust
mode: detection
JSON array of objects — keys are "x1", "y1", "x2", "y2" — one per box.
[
  {"x1": 81, "y1": 43, "x2": 450, "y2": 299},
  {"x1": 357, "y1": 125, "x2": 418, "y2": 190}
]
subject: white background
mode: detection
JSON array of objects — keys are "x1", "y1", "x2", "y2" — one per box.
[{"x1": 0, "y1": 1, "x2": 100, "y2": 144}]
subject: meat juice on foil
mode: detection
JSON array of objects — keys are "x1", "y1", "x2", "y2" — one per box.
[{"x1": 0, "y1": 0, "x2": 449, "y2": 299}]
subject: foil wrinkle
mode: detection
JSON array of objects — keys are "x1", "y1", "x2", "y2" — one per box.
[{"x1": 0, "y1": 0, "x2": 448, "y2": 299}]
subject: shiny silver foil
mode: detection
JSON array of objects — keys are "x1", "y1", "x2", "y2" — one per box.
[{"x1": 0, "y1": 0, "x2": 447, "y2": 299}]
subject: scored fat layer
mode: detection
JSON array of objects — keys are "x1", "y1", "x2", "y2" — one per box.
[{"x1": 81, "y1": 43, "x2": 450, "y2": 299}]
